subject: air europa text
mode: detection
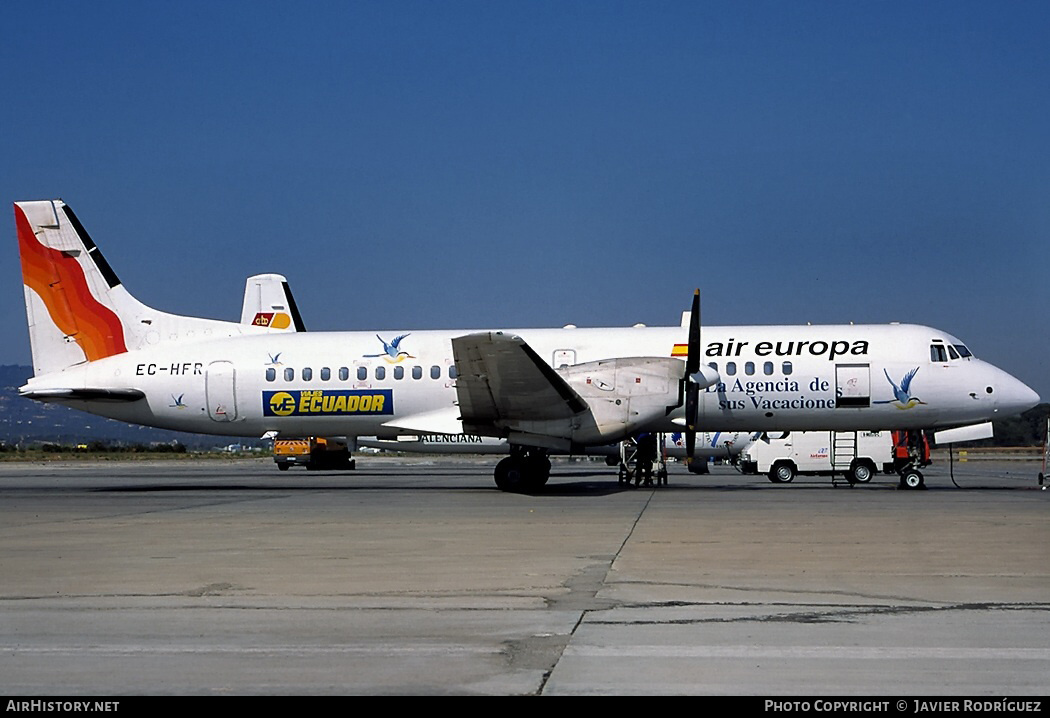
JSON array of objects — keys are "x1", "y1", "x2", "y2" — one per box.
[{"x1": 706, "y1": 339, "x2": 869, "y2": 360}]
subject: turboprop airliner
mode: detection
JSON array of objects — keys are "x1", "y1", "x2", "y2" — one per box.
[{"x1": 15, "y1": 199, "x2": 1040, "y2": 491}]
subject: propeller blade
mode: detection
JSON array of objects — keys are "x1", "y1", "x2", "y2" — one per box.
[
  {"x1": 683, "y1": 289, "x2": 701, "y2": 465},
  {"x1": 685, "y1": 289, "x2": 701, "y2": 377}
]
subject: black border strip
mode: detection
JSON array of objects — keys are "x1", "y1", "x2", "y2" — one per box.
[
  {"x1": 61, "y1": 204, "x2": 121, "y2": 288},
  {"x1": 282, "y1": 281, "x2": 306, "y2": 332}
]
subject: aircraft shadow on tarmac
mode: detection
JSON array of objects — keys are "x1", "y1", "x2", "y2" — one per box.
[
  {"x1": 90, "y1": 479, "x2": 632, "y2": 497},
  {"x1": 83, "y1": 468, "x2": 1040, "y2": 495}
]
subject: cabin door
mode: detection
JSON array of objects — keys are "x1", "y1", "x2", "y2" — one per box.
[{"x1": 206, "y1": 361, "x2": 238, "y2": 422}]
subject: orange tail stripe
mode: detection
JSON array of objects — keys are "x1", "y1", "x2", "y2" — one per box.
[{"x1": 16, "y1": 205, "x2": 127, "y2": 360}]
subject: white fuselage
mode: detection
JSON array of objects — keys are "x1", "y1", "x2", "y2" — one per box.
[{"x1": 24, "y1": 322, "x2": 1038, "y2": 441}]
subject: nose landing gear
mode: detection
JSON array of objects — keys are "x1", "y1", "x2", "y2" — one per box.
[{"x1": 899, "y1": 469, "x2": 926, "y2": 490}]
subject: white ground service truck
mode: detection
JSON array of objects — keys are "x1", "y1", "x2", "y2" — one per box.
[{"x1": 740, "y1": 430, "x2": 896, "y2": 485}]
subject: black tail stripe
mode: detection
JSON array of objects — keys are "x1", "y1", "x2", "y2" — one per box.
[{"x1": 61, "y1": 204, "x2": 121, "y2": 288}]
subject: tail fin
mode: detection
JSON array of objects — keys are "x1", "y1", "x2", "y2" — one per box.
[
  {"x1": 240, "y1": 273, "x2": 306, "y2": 332},
  {"x1": 15, "y1": 199, "x2": 275, "y2": 377}
]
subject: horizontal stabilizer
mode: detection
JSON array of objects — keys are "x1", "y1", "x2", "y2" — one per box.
[{"x1": 19, "y1": 387, "x2": 145, "y2": 403}]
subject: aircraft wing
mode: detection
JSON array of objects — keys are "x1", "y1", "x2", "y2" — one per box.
[
  {"x1": 451, "y1": 332, "x2": 588, "y2": 433},
  {"x1": 382, "y1": 407, "x2": 466, "y2": 435}
]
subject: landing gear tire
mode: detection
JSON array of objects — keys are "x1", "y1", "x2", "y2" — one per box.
[
  {"x1": 494, "y1": 451, "x2": 551, "y2": 493},
  {"x1": 687, "y1": 461, "x2": 709, "y2": 475},
  {"x1": 525, "y1": 456, "x2": 551, "y2": 489},
  {"x1": 899, "y1": 470, "x2": 925, "y2": 490},
  {"x1": 849, "y1": 461, "x2": 874, "y2": 484},
  {"x1": 769, "y1": 462, "x2": 795, "y2": 484},
  {"x1": 494, "y1": 457, "x2": 525, "y2": 492}
]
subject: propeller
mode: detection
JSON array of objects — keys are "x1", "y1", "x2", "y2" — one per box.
[
  {"x1": 684, "y1": 290, "x2": 701, "y2": 465},
  {"x1": 683, "y1": 290, "x2": 720, "y2": 465}
]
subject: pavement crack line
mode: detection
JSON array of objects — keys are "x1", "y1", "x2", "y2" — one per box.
[{"x1": 534, "y1": 489, "x2": 656, "y2": 694}]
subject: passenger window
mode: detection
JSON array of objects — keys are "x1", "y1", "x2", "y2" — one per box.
[
  {"x1": 375, "y1": 366, "x2": 385, "y2": 380},
  {"x1": 449, "y1": 366, "x2": 458, "y2": 379},
  {"x1": 320, "y1": 367, "x2": 331, "y2": 381},
  {"x1": 431, "y1": 366, "x2": 440, "y2": 380},
  {"x1": 356, "y1": 367, "x2": 366, "y2": 381},
  {"x1": 783, "y1": 361, "x2": 793, "y2": 375},
  {"x1": 726, "y1": 362, "x2": 737, "y2": 376},
  {"x1": 930, "y1": 345, "x2": 947, "y2": 362},
  {"x1": 763, "y1": 362, "x2": 773, "y2": 376},
  {"x1": 266, "y1": 368, "x2": 276, "y2": 382},
  {"x1": 302, "y1": 367, "x2": 312, "y2": 381},
  {"x1": 394, "y1": 366, "x2": 404, "y2": 380},
  {"x1": 412, "y1": 366, "x2": 422, "y2": 380},
  {"x1": 708, "y1": 362, "x2": 718, "y2": 372},
  {"x1": 284, "y1": 368, "x2": 294, "y2": 382},
  {"x1": 745, "y1": 362, "x2": 755, "y2": 376},
  {"x1": 340, "y1": 367, "x2": 350, "y2": 381}
]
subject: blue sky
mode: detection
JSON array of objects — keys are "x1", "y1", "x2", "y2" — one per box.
[{"x1": 2, "y1": 1, "x2": 1047, "y2": 402}]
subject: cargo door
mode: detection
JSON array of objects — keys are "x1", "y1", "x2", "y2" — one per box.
[
  {"x1": 835, "y1": 364, "x2": 870, "y2": 408},
  {"x1": 206, "y1": 361, "x2": 238, "y2": 422}
]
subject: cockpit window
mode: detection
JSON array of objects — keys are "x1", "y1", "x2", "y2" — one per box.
[
  {"x1": 930, "y1": 345, "x2": 947, "y2": 363},
  {"x1": 954, "y1": 344, "x2": 973, "y2": 358},
  {"x1": 947, "y1": 345, "x2": 960, "y2": 360}
]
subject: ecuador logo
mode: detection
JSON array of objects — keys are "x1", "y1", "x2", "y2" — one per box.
[{"x1": 263, "y1": 389, "x2": 393, "y2": 417}]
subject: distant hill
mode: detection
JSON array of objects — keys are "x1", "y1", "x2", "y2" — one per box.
[{"x1": 0, "y1": 365, "x2": 257, "y2": 449}]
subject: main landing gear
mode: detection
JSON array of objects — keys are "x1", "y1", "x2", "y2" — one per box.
[{"x1": 494, "y1": 446, "x2": 551, "y2": 493}]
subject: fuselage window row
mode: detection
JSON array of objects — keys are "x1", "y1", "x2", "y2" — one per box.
[
  {"x1": 266, "y1": 364, "x2": 459, "y2": 382},
  {"x1": 709, "y1": 361, "x2": 793, "y2": 377}
]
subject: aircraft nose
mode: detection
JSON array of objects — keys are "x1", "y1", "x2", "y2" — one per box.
[{"x1": 991, "y1": 373, "x2": 1040, "y2": 416}]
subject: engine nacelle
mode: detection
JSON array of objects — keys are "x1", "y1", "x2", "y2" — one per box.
[{"x1": 554, "y1": 357, "x2": 683, "y2": 445}]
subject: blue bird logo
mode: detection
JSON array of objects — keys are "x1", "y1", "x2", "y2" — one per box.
[
  {"x1": 364, "y1": 334, "x2": 415, "y2": 363},
  {"x1": 169, "y1": 393, "x2": 187, "y2": 409},
  {"x1": 875, "y1": 367, "x2": 926, "y2": 409},
  {"x1": 267, "y1": 352, "x2": 283, "y2": 365}
]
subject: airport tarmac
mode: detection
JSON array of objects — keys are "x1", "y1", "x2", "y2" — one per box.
[{"x1": 0, "y1": 456, "x2": 1046, "y2": 695}]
